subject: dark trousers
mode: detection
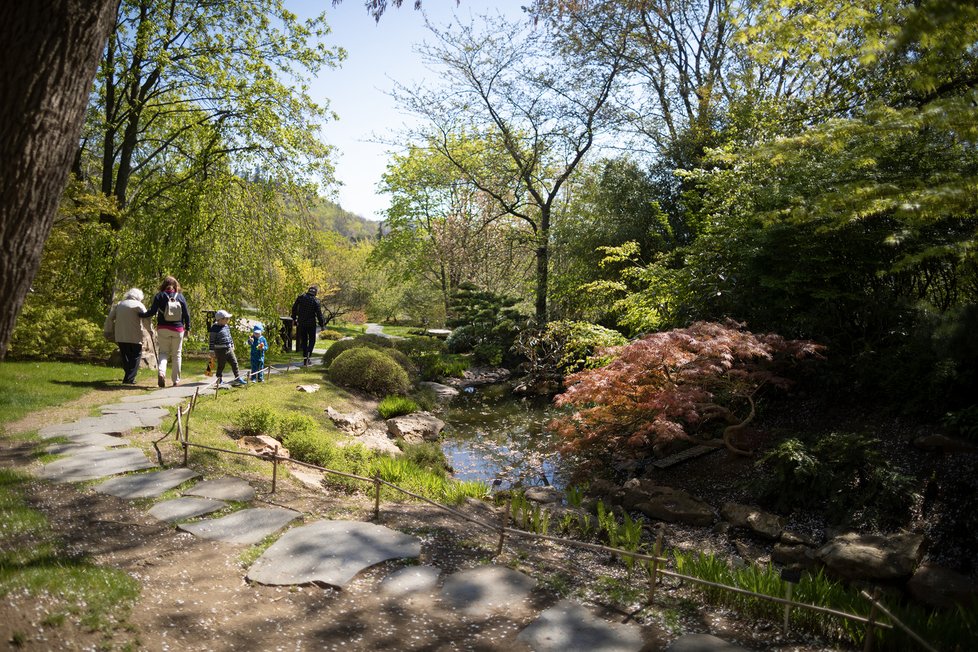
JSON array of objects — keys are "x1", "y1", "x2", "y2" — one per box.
[
  {"x1": 118, "y1": 342, "x2": 142, "y2": 384},
  {"x1": 215, "y1": 347, "x2": 240, "y2": 380},
  {"x1": 296, "y1": 323, "x2": 317, "y2": 358}
]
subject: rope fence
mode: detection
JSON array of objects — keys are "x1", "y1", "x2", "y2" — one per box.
[{"x1": 157, "y1": 366, "x2": 939, "y2": 651}]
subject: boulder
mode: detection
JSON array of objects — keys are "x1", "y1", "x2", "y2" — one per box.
[
  {"x1": 816, "y1": 532, "x2": 926, "y2": 581},
  {"x1": 733, "y1": 539, "x2": 770, "y2": 566},
  {"x1": 325, "y1": 406, "x2": 369, "y2": 435},
  {"x1": 386, "y1": 411, "x2": 445, "y2": 444},
  {"x1": 720, "y1": 502, "x2": 784, "y2": 540},
  {"x1": 447, "y1": 366, "x2": 511, "y2": 388},
  {"x1": 781, "y1": 529, "x2": 820, "y2": 547},
  {"x1": 418, "y1": 381, "x2": 459, "y2": 401},
  {"x1": 340, "y1": 426, "x2": 401, "y2": 456},
  {"x1": 524, "y1": 486, "x2": 562, "y2": 504},
  {"x1": 907, "y1": 563, "x2": 978, "y2": 608},
  {"x1": 241, "y1": 435, "x2": 289, "y2": 459},
  {"x1": 634, "y1": 486, "x2": 715, "y2": 526},
  {"x1": 913, "y1": 434, "x2": 978, "y2": 454},
  {"x1": 772, "y1": 543, "x2": 817, "y2": 570}
]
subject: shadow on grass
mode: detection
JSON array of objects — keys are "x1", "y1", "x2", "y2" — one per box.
[{"x1": 50, "y1": 379, "x2": 119, "y2": 391}]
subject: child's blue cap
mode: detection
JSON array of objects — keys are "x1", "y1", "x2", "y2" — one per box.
[{"x1": 252, "y1": 324, "x2": 264, "y2": 333}]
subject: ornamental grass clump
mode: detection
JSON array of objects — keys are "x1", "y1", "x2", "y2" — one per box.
[
  {"x1": 378, "y1": 395, "x2": 419, "y2": 419},
  {"x1": 328, "y1": 347, "x2": 410, "y2": 396}
]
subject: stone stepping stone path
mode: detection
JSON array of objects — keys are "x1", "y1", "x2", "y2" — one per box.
[
  {"x1": 246, "y1": 520, "x2": 422, "y2": 587},
  {"x1": 20, "y1": 362, "x2": 748, "y2": 650},
  {"x1": 95, "y1": 467, "x2": 199, "y2": 498},
  {"x1": 38, "y1": 411, "x2": 159, "y2": 437},
  {"x1": 184, "y1": 477, "x2": 255, "y2": 501},
  {"x1": 44, "y1": 433, "x2": 129, "y2": 450},
  {"x1": 149, "y1": 496, "x2": 226, "y2": 522},
  {"x1": 379, "y1": 565, "x2": 441, "y2": 597},
  {"x1": 36, "y1": 447, "x2": 156, "y2": 483},
  {"x1": 440, "y1": 565, "x2": 537, "y2": 617},
  {"x1": 516, "y1": 599, "x2": 645, "y2": 651},
  {"x1": 177, "y1": 506, "x2": 300, "y2": 544}
]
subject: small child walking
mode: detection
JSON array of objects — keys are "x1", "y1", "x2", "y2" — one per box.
[
  {"x1": 208, "y1": 310, "x2": 246, "y2": 386},
  {"x1": 248, "y1": 323, "x2": 268, "y2": 382}
]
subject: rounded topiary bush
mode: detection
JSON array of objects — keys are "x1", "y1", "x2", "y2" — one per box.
[
  {"x1": 321, "y1": 338, "x2": 361, "y2": 367},
  {"x1": 328, "y1": 347, "x2": 410, "y2": 396},
  {"x1": 322, "y1": 336, "x2": 416, "y2": 377}
]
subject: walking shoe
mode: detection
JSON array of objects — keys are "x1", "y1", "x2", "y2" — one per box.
[
  {"x1": 157, "y1": 375, "x2": 165, "y2": 388},
  {"x1": 173, "y1": 379, "x2": 181, "y2": 387},
  {"x1": 230, "y1": 378, "x2": 247, "y2": 387}
]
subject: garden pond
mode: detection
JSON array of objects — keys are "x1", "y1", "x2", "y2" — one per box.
[{"x1": 439, "y1": 382, "x2": 574, "y2": 490}]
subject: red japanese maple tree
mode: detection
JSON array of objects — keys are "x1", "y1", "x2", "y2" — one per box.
[{"x1": 550, "y1": 320, "x2": 823, "y2": 460}]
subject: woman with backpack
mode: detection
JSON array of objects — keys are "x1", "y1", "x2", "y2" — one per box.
[{"x1": 140, "y1": 275, "x2": 191, "y2": 387}]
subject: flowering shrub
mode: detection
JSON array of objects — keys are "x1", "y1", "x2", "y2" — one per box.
[{"x1": 550, "y1": 320, "x2": 822, "y2": 463}]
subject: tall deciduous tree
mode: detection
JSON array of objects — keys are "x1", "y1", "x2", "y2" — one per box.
[
  {"x1": 0, "y1": 0, "x2": 411, "y2": 359},
  {"x1": 376, "y1": 140, "x2": 532, "y2": 316},
  {"x1": 0, "y1": 0, "x2": 121, "y2": 358},
  {"x1": 394, "y1": 8, "x2": 630, "y2": 323}
]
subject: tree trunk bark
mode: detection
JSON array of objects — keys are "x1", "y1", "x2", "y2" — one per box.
[
  {"x1": 534, "y1": 208, "x2": 550, "y2": 325},
  {"x1": 0, "y1": 0, "x2": 120, "y2": 358}
]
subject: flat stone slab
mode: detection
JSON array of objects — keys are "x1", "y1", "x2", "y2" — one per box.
[
  {"x1": 100, "y1": 405, "x2": 172, "y2": 422},
  {"x1": 379, "y1": 565, "x2": 441, "y2": 597},
  {"x1": 137, "y1": 384, "x2": 215, "y2": 400},
  {"x1": 247, "y1": 520, "x2": 421, "y2": 587},
  {"x1": 95, "y1": 468, "x2": 199, "y2": 498},
  {"x1": 178, "y1": 507, "x2": 300, "y2": 544},
  {"x1": 38, "y1": 412, "x2": 148, "y2": 438},
  {"x1": 517, "y1": 599, "x2": 645, "y2": 651},
  {"x1": 44, "y1": 432, "x2": 129, "y2": 450},
  {"x1": 651, "y1": 444, "x2": 719, "y2": 469},
  {"x1": 118, "y1": 393, "x2": 203, "y2": 406},
  {"x1": 184, "y1": 477, "x2": 255, "y2": 501},
  {"x1": 36, "y1": 448, "x2": 156, "y2": 483},
  {"x1": 666, "y1": 634, "x2": 750, "y2": 651},
  {"x1": 44, "y1": 443, "x2": 107, "y2": 456},
  {"x1": 441, "y1": 565, "x2": 537, "y2": 616},
  {"x1": 149, "y1": 497, "x2": 226, "y2": 522}
]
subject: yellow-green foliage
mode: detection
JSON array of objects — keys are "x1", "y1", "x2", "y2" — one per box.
[{"x1": 328, "y1": 347, "x2": 410, "y2": 396}]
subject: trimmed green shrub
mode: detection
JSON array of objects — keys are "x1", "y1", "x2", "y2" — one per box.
[
  {"x1": 377, "y1": 395, "x2": 419, "y2": 419},
  {"x1": 322, "y1": 336, "x2": 416, "y2": 377},
  {"x1": 328, "y1": 347, "x2": 410, "y2": 396},
  {"x1": 321, "y1": 338, "x2": 362, "y2": 367},
  {"x1": 356, "y1": 333, "x2": 395, "y2": 348},
  {"x1": 319, "y1": 329, "x2": 345, "y2": 341},
  {"x1": 275, "y1": 413, "x2": 319, "y2": 442},
  {"x1": 234, "y1": 405, "x2": 278, "y2": 436},
  {"x1": 394, "y1": 336, "x2": 446, "y2": 357}
]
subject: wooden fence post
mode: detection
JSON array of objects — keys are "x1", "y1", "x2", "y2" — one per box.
[
  {"x1": 863, "y1": 587, "x2": 880, "y2": 652},
  {"x1": 649, "y1": 528, "x2": 664, "y2": 605},
  {"x1": 373, "y1": 473, "x2": 381, "y2": 519},
  {"x1": 182, "y1": 407, "x2": 189, "y2": 467},
  {"x1": 272, "y1": 445, "x2": 279, "y2": 494},
  {"x1": 496, "y1": 498, "x2": 511, "y2": 557}
]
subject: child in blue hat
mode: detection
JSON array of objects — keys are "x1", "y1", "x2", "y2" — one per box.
[{"x1": 248, "y1": 323, "x2": 268, "y2": 382}]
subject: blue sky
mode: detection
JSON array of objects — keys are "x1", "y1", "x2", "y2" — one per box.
[{"x1": 291, "y1": 1, "x2": 530, "y2": 221}]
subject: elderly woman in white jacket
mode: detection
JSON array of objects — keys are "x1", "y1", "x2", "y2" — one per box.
[{"x1": 103, "y1": 288, "x2": 150, "y2": 385}]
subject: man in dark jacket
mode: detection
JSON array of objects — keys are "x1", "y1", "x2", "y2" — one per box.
[{"x1": 291, "y1": 285, "x2": 326, "y2": 366}]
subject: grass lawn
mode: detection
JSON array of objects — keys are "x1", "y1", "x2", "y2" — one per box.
[{"x1": 0, "y1": 360, "x2": 127, "y2": 426}]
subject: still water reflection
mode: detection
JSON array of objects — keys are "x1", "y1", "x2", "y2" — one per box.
[{"x1": 440, "y1": 383, "x2": 570, "y2": 489}]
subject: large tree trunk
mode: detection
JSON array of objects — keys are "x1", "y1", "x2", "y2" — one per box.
[{"x1": 0, "y1": 0, "x2": 119, "y2": 358}]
